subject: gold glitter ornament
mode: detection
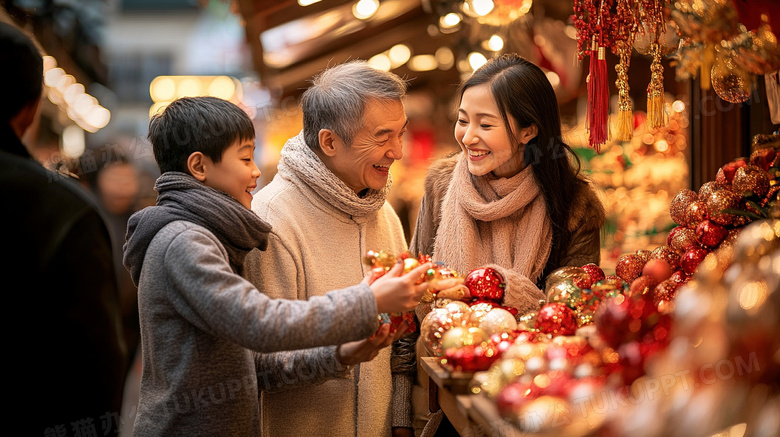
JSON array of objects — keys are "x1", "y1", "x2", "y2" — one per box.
[
  {"x1": 698, "y1": 181, "x2": 722, "y2": 202},
  {"x1": 615, "y1": 253, "x2": 645, "y2": 283},
  {"x1": 671, "y1": 189, "x2": 698, "y2": 226},
  {"x1": 635, "y1": 249, "x2": 652, "y2": 264},
  {"x1": 706, "y1": 189, "x2": 742, "y2": 226},
  {"x1": 670, "y1": 227, "x2": 701, "y2": 253},
  {"x1": 650, "y1": 245, "x2": 682, "y2": 271},
  {"x1": 711, "y1": 57, "x2": 753, "y2": 104},
  {"x1": 517, "y1": 311, "x2": 538, "y2": 330},
  {"x1": 732, "y1": 164, "x2": 770, "y2": 198},
  {"x1": 685, "y1": 200, "x2": 708, "y2": 227}
]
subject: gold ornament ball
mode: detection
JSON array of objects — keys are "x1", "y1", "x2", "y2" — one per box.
[
  {"x1": 732, "y1": 164, "x2": 770, "y2": 198},
  {"x1": 711, "y1": 59, "x2": 753, "y2": 104},
  {"x1": 403, "y1": 257, "x2": 420, "y2": 273},
  {"x1": 517, "y1": 311, "x2": 538, "y2": 330},
  {"x1": 698, "y1": 181, "x2": 722, "y2": 202},
  {"x1": 685, "y1": 201, "x2": 708, "y2": 228},
  {"x1": 706, "y1": 189, "x2": 742, "y2": 226},
  {"x1": 671, "y1": 189, "x2": 698, "y2": 226},
  {"x1": 440, "y1": 326, "x2": 489, "y2": 351},
  {"x1": 480, "y1": 308, "x2": 519, "y2": 335}
]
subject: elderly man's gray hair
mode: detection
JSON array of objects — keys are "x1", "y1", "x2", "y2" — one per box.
[{"x1": 301, "y1": 60, "x2": 408, "y2": 151}]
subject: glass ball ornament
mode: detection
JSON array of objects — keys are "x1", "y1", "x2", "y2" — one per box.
[
  {"x1": 420, "y1": 307, "x2": 467, "y2": 357},
  {"x1": 479, "y1": 308, "x2": 518, "y2": 335},
  {"x1": 711, "y1": 58, "x2": 753, "y2": 104},
  {"x1": 440, "y1": 326, "x2": 489, "y2": 352}
]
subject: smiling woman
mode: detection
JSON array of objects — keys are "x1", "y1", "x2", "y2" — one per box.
[{"x1": 397, "y1": 53, "x2": 607, "y2": 435}]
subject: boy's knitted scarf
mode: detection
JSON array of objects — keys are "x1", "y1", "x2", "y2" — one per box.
[
  {"x1": 433, "y1": 154, "x2": 552, "y2": 308},
  {"x1": 123, "y1": 171, "x2": 271, "y2": 285},
  {"x1": 276, "y1": 131, "x2": 391, "y2": 217}
]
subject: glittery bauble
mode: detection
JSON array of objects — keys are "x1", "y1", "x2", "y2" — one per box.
[
  {"x1": 706, "y1": 189, "x2": 742, "y2": 226},
  {"x1": 642, "y1": 259, "x2": 673, "y2": 284},
  {"x1": 650, "y1": 246, "x2": 681, "y2": 271},
  {"x1": 444, "y1": 300, "x2": 472, "y2": 315},
  {"x1": 592, "y1": 276, "x2": 629, "y2": 301},
  {"x1": 653, "y1": 278, "x2": 679, "y2": 304},
  {"x1": 443, "y1": 342, "x2": 500, "y2": 373},
  {"x1": 629, "y1": 275, "x2": 659, "y2": 297},
  {"x1": 681, "y1": 248, "x2": 709, "y2": 275},
  {"x1": 580, "y1": 263, "x2": 605, "y2": 284},
  {"x1": 670, "y1": 0, "x2": 739, "y2": 44},
  {"x1": 615, "y1": 253, "x2": 645, "y2": 283},
  {"x1": 467, "y1": 302, "x2": 496, "y2": 326},
  {"x1": 698, "y1": 181, "x2": 722, "y2": 202},
  {"x1": 635, "y1": 249, "x2": 652, "y2": 264},
  {"x1": 750, "y1": 147, "x2": 777, "y2": 172},
  {"x1": 546, "y1": 280, "x2": 584, "y2": 312},
  {"x1": 479, "y1": 308, "x2": 519, "y2": 335},
  {"x1": 670, "y1": 189, "x2": 698, "y2": 226},
  {"x1": 684, "y1": 200, "x2": 709, "y2": 228},
  {"x1": 545, "y1": 266, "x2": 592, "y2": 292},
  {"x1": 669, "y1": 227, "x2": 701, "y2": 253},
  {"x1": 719, "y1": 228, "x2": 742, "y2": 251},
  {"x1": 732, "y1": 164, "x2": 770, "y2": 198},
  {"x1": 420, "y1": 308, "x2": 467, "y2": 357},
  {"x1": 441, "y1": 326, "x2": 489, "y2": 352},
  {"x1": 535, "y1": 302, "x2": 577, "y2": 336},
  {"x1": 464, "y1": 267, "x2": 505, "y2": 302},
  {"x1": 695, "y1": 219, "x2": 728, "y2": 247}
]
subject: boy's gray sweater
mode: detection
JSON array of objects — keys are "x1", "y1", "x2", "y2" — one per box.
[{"x1": 130, "y1": 220, "x2": 378, "y2": 436}]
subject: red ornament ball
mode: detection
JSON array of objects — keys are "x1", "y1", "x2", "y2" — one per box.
[
  {"x1": 535, "y1": 302, "x2": 578, "y2": 336},
  {"x1": 629, "y1": 275, "x2": 658, "y2": 297},
  {"x1": 681, "y1": 248, "x2": 709, "y2": 275},
  {"x1": 653, "y1": 278, "x2": 679, "y2": 304},
  {"x1": 443, "y1": 343, "x2": 501, "y2": 373},
  {"x1": 695, "y1": 219, "x2": 728, "y2": 247},
  {"x1": 464, "y1": 267, "x2": 505, "y2": 302},
  {"x1": 580, "y1": 263, "x2": 605, "y2": 284},
  {"x1": 642, "y1": 259, "x2": 673, "y2": 283},
  {"x1": 615, "y1": 254, "x2": 645, "y2": 283}
]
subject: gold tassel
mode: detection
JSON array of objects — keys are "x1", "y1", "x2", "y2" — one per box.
[
  {"x1": 615, "y1": 42, "x2": 633, "y2": 141},
  {"x1": 646, "y1": 40, "x2": 666, "y2": 129}
]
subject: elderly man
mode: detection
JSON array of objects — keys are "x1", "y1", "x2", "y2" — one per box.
[{"x1": 243, "y1": 60, "x2": 413, "y2": 436}]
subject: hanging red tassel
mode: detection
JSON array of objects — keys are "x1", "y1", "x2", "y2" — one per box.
[{"x1": 588, "y1": 38, "x2": 609, "y2": 153}]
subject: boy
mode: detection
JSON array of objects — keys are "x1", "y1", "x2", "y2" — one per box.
[{"x1": 123, "y1": 96, "x2": 432, "y2": 436}]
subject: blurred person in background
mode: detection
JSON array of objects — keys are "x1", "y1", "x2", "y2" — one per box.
[
  {"x1": 0, "y1": 20, "x2": 128, "y2": 435},
  {"x1": 83, "y1": 147, "x2": 142, "y2": 376}
]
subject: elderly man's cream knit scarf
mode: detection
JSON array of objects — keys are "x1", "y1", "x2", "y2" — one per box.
[
  {"x1": 433, "y1": 154, "x2": 552, "y2": 307},
  {"x1": 276, "y1": 132, "x2": 391, "y2": 217}
]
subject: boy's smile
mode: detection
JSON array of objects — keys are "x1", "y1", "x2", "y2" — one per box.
[{"x1": 201, "y1": 139, "x2": 261, "y2": 208}]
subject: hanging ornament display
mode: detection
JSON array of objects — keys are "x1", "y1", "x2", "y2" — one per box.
[
  {"x1": 573, "y1": 0, "x2": 615, "y2": 152},
  {"x1": 612, "y1": 0, "x2": 640, "y2": 141},
  {"x1": 640, "y1": 0, "x2": 668, "y2": 129},
  {"x1": 669, "y1": 0, "x2": 739, "y2": 90}
]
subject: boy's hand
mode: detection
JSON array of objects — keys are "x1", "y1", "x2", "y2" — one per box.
[
  {"x1": 336, "y1": 322, "x2": 409, "y2": 365},
  {"x1": 370, "y1": 262, "x2": 432, "y2": 313}
]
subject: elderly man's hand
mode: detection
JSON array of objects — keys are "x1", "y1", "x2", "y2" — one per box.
[{"x1": 369, "y1": 262, "x2": 433, "y2": 313}]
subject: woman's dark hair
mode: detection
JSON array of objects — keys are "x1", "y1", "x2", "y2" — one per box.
[
  {"x1": 148, "y1": 96, "x2": 255, "y2": 174},
  {"x1": 457, "y1": 53, "x2": 583, "y2": 270}
]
